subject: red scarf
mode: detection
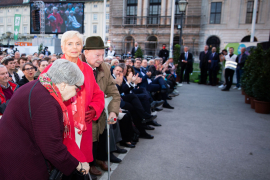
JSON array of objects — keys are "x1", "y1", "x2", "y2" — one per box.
[{"x1": 39, "y1": 73, "x2": 70, "y2": 137}]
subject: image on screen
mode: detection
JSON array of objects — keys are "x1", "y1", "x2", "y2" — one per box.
[{"x1": 30, "y1": 2, "x2": 84, "y2": 34}]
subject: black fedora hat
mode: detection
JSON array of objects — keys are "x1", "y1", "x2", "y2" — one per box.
[{"x1": 83, "y1": 36, "x2": 108, "y2": 50}]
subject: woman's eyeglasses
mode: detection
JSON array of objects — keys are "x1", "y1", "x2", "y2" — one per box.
[
  {"x1": 75, "y1": 85, "x2": 81, "y2": 92},
  {"x1": 24, "y1": 67, "x2": 35, "y2": 71}
]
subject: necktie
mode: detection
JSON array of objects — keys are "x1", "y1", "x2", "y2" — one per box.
[
  {"x1": 93, "y1": 69, "x2": 97, "y2": 80},
  {"x1": 185, "y1": 53, "x2": 188, "y2": 60}
]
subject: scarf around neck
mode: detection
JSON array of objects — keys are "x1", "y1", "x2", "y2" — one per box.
[{"x1": 39, "y1": 73, "x2": 71, "y2": 138}]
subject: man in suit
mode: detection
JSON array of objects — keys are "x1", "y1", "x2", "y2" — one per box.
[
  {"x1": 208, "y1": 47, "x2": 220, "y2": 86},
  {"x1": 131, "y1": 42, "x2": 138, "y2": 57},
  {"x1": 178, "y1": 46, "x2": 193, "y2": 85},
  {"x1": 199, "y1": 45, "x2": 211, "y2": 84},
  {"x1": 234, "y1": 47, "x2": 248, "y2": 90}
]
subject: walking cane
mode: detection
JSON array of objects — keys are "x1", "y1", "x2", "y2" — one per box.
[{"x1": 104, "y1": 96, "x2": 113, "y2": 180}]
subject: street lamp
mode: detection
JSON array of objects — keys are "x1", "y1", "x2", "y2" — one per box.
[
  {"x1": 178, "y1": 0, "x2": 188, "y2": 53},
  {"x1": 192, "y1": 37, "x2": 196, "y2": 54},
  {"x1": 6, "y1": 31, "x2": 12, "y2": 48}
]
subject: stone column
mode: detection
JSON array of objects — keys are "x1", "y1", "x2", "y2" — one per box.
[
  {"x1": 166, "y1": 0, "x2": 172, "y2": 25},
  {"x1": 137, "y1": 0, "x2": 142, "y2": 25},
  {"x1": 161, "y1": 0, "x2": 166, "y2": 25},
  {"x1": 143, "y1": 0, "x2": 149, "y2": 25}
]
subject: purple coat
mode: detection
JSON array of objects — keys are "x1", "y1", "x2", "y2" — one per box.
[{"x1": 0, "y1": 80, "x2": 79, "y2": 180}]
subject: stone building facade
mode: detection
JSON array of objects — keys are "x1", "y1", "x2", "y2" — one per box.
[
  {"x1": 199, "y1": 0, "x2": 270, "y2": 51},
  {"x1": 109, "y1": 0, "x2": 270, "y2": 58},
  {"x1": 109, "y1": 0, "x2": 202, "y2": 57}
]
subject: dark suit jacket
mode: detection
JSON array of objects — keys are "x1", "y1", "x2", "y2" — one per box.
[
  {"x1": 131, "y1": 47, "x2": 138, "y2": 57},
  {"x1": 208, "y1": 52, "x2": 220, "y2": 70},
  {"x1": 133, "y1": 66, "x2": 148, "y2": 88},
  {"x1": 236, "y1": 53, "x2": 248, "y2": 69},
  {"x1": 179, "y1": 52, "x2": 193, "y2": 73},
  {"x1": 199, "y1": 51, "x2": 211, "y2": 69},
  {"x1": 113, "y1": 74, "x2": 134, "y2": 95}
]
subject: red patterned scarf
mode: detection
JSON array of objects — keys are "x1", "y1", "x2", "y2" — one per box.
[{"x1": 39, "y1": 73, "x2": 71, "y2": 138}]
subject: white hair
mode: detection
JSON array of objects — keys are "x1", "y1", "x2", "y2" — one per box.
[
  {"x1": 61, "y1": 31, "x2": 83, "y2": 47},
  {"x1": 47, "y1": 59, "x2": 84, "y2": 86},
  {"x1": 70, "y1": 10, "x2": 74, "y2": 14},
  {"x1": 53, "y1": 7, "x2": 58, "y2": 11},
  {"x1": 148, "y1": 59, "x2": 154, "y2": 64},
  {"x1": 111, "y1": 59, "x2": 119, "y2": 66}
]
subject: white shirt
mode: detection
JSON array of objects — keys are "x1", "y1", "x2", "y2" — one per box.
[
  {"x1": 17, "y1": 69, "x2": 24, "y2": 79},
  {"x1": 68, "y1": 15, "x2": 81, "y2": 28},
  {"x1": 107, "y1": 50, "x2": 115, "y2": 57}
]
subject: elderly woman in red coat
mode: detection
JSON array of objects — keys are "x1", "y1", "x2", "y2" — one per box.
[
  {"x1": 0, "y1": 59, "x2": 90, "y2": 179},
  {"x1": 42, "y1": 30, "x2": 105, "y2": 180}
]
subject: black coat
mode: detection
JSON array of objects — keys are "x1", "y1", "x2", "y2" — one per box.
[
  {"x1": 199, "y1": 51, "x2": 211, "y2": 69},
  {"x1": 158, "y1": 49, "x2": 169, "y2": 63},
  {"x1": 208, "y1": 52, "x2": 220, "y2": 70},
  {"x1": 179, "y1": 52, "x2": 193, "y2": 73},
  {"x1": 131, "y1": 47, "x2": 138, "y2": 57},
  {"x1": 18, "y1": 76, "x2": 37, "y2": 87},
  {"x1": 236, "y1": 53, "x2": 248, "y2": 69},
  {"x1": 9, "y1": 72, "x2": 20, "y2": 84}
]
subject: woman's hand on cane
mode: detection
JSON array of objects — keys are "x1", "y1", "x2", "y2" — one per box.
[{"x1": 76, "y1": 162, "x2": 90, "y2": 175}]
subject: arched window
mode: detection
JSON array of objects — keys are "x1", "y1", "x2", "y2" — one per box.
[
  {"x1": 241, "y1": 35, "x2": 258, "y2": 42},
  {"x1": 206, "y1": 36, "x2": 220, "y2": 49},
  {"x1": 145, "y1": 36, "x2": 158, "y2": 56},
  {"x1": 123, "y1": 36, "x2": 135, "y2": 54}
]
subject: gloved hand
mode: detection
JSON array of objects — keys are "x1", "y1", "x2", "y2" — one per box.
[{"x1": 85, "y1": 106, "x2": 96, "y2": 123}]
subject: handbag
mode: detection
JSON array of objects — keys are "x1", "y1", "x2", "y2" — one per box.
[{"x1": 28, "y1": 81, "x2": 63, "y2": 180}]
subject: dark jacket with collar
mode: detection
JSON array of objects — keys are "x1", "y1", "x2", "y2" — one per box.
[
  {"x1": 236, "y1": 53, "x2": 248, "y2": 69},
  {"x1": 18, "y1": 76, "x2": 37, "y2": 88},
  {"x1": 199, "y1": 51, "x2": 211, "y2": 69},
  {"x1": 9, "y1": 72, "x2": 20, "y2": 84},
  {"x1": 133, "y1": 66, "x2": 149, "y2": 88},
  {"x1": 208, "y1": 52, "x2": 220, "y2": 70},
  {"x1": 112, "y1": 74, "x2": 134, "y2": 95},
  {"x1": 159, "y1": 49, "x2": 169, "y2": 63},
  {"x1": 179, "y1": 52, "x2": 193, "y2": 73},
  {"x1": 131, "y1": 47, "x2": 138, "y2": 57}
]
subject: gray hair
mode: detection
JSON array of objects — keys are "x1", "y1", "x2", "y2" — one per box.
[
  {"x1": 70, "y1": 10, "x2": 74, "y2": 14},
  {"x1": 148, "y1": 59, "x2": 154, "y2": 64},
  {"x1": 53, "y1": 7, "x2": 58, "y2": 11},
  {"x1": 0, "y1": 65, "x2": 6, "y2": 69},
  {"x1": 118, "y1": 63, "x2": 126, "y2": 71},
  {"x1": 47, "y1": 59, "x2": 84, "y2": 86},
  {"x1": 61, "y1": 31, "x2": 83, "y2": 46}
]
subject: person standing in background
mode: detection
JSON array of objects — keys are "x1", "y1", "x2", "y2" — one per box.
[
  {"x1": 131, "y1": 42, "x2": 138, "y2": 57},
  {"x1": 199, "y1": 45, "x2": 211, "y2": 84},
  {"x1": 178, "y1": 46, "x2": 193, "y2": 85},
  {"x1": 158, "y1": 44, "x2": 169, "y2": 64},
  {"x1": 234, "y1": 47, "x2": 248, "y2": 90},
  {"x1": 208, "y1": 47, "x2": 220, "y2": 86}
]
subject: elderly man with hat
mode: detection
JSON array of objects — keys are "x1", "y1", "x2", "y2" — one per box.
[{"x1": 83, "y1": 36, "x2": 123, "y2": 177}]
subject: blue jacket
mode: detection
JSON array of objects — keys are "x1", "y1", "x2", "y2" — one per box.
[
  {"x1": 208, "y1": 52, "x2": 220, "y2": 70},
  {"x1": 133, "y1": 66, "x2": 148, "y2": 88}
]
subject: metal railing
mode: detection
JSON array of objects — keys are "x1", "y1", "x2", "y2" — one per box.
[{"x1": 112, "y1": 15, "x2": 201, "y2": 28}]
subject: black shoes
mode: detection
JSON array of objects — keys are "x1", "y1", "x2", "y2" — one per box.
[
  {"x1": 154, "y1": 107, "x2": 163, "y2": 111},
  {"x1": 167, "y1": 96, "x2": 172, "y2": 100},
  {"x1": 150, "y1": 100, "x2": 165, "y2": 111},
  {"x1": 222, "y1": 88, "x2": 230, "y2": 91},
  {"x1": 143, "y1": 124, "x2": 155, "y2": 130},
  {"x1": 114, "y1": 145, "x2": 127, "y2": 153},
  {"x1": 163, "y1": 103, "x2": 174, "y2": 109},
  {"x1": 110, "y1": 152, "x2": 122, "y2": 163},
  {"x1": 120, "y1": 142, "x2": 136, "y2": 148},
  {"x1": 147, "y1": 120, "x2": 161, "y2": 127},
  {"x1": 139, "y1": 132, "x2": 154, "y2": 139},
  {"x1": 142, "y1": 114, "x2": 157, "y2": 123}
]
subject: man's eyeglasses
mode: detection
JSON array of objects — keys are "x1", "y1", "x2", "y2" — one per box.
[{"x1": 75, "y1": 84, "x2": 81, "y2": 92}]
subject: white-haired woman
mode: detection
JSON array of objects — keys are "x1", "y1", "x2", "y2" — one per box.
[
  {"x1": 68, "y1": 11, "x2": 81, "y2": 30},
  {"x1": 48, "y1": 6, "x2": 63, "y2": 33},
  {"x1": 110, "y1": 59, "x2": 119, "y2": 73},
  {"x1": 41, "y1": 31, "x2": 105, "y2": 180},
  {"x1": 0, "y1": 59, "x2": 89, "y2": 179}
]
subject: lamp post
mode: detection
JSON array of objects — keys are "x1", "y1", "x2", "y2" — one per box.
[
  {"x1": 6, "y1": 31, "x2": 12, "y2": 48},
  {"x1": 178, "y1": 0, "x2": 188, "y2": 53},
  {"x1": 192, "y1": 37, "x2": 196, "y2": 54}
]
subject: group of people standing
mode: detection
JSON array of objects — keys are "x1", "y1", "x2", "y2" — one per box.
[
  {"x1": 0, "y1": 31, "x2": 180, "y2": 180},
  {"x1": 199, "y1": 45, "x2": 247, "y2": 90}
]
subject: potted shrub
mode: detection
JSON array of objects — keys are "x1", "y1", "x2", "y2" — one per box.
[
  {"x1": 173, "y1": 44, "x2": 181, "y2": 82},
  {"x1": 252, "y1": 46, "x2": 270, "y2": 114}
]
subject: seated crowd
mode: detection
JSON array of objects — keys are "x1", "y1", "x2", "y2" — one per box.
[{"x1": 0, "y1": 32, "x2": 180, "y2": 180}]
